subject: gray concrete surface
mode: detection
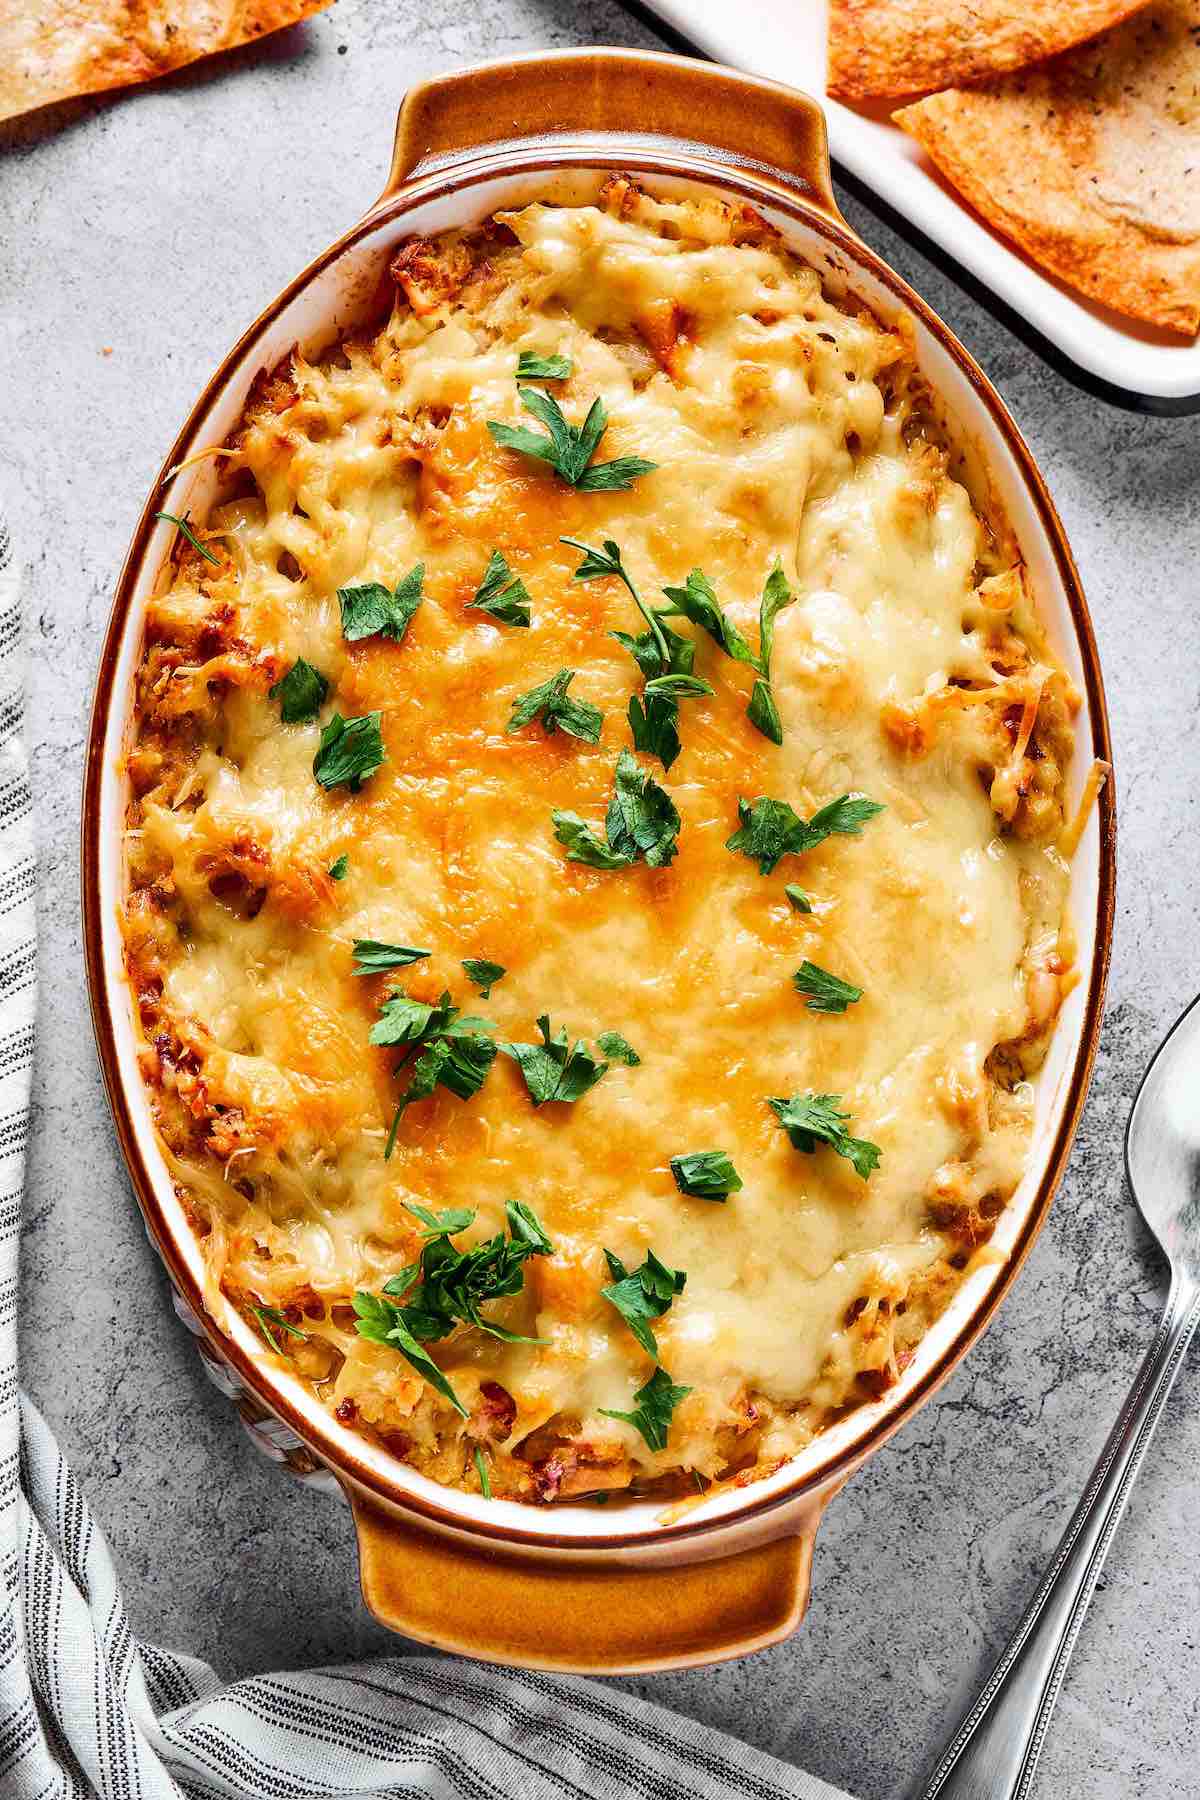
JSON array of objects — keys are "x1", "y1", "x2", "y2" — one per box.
[{"x1": 1, "y1": 4, "x2": 1198, "y2": 1796}]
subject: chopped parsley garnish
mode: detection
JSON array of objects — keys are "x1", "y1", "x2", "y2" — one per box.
[
  {"x1": 726, "y1": 791, "x2": 884, "y2": 875},
  {"x1": 155, "y1": 509, "x2": 220, "y2": 566},
  {"x1": 566, "y1": 537, "x2": 708, "y2": 770},
  {"x1": 467, "y1": 549, "x2": 531, "y2": 628},
  {"x1": 313, "y1": 712, "x2": 386, "y2": 792},
  {"x1": 595, "y1": 1030, "x2": 640, "y2": 1066},
  {"x1": 501, "y1": 1015, "x2": 611, "y2": 1107},
  {"x1": 488, "y1": 389, "x2": 657, "y2": 491},
  {"x1": 354, "y1": 1199, "x2": 553, "y2": 1413},
  {"x1": 407, "y1": 1201, "x2": 477, "y2": 1238},
  {"x1": 328, "y1": 855, "x2": 349, "y2": 881},
  {"x1": 629, "y1": 672, "x2": 715, "y2": 770},
  {"x1": 643, "y1": 673, "x2": 714, "y2": 700},
  {"x1": 670, "y1": 1150, "x2": 743, "y2": 1201},
  {"x1": 507, "y1": 669, "x2": 604, "y2": 743},
  {"x1": 784, "y1": 883, "x2": 811, "y2": 913},
  {"x1": 352, "y1": 940, "x2": 431, "y2": 975},
  {"x1": 660, "y1": 563, "x2": 796, "y2": 744},
  {"x1": 564, "y1": 536, "x2": 672, "y2": 670},
  {"x1": 747, "y1": 563, "x2": 798, "y2": 745},
  {"x1": 516, "y1": 350, "x2": 571, "y2": 380},
  {"x1": 768, "y1": 1093, "x2": 881, "y2": 1180},
  {"x1": 746, "y1": 679, "x2": 782, "y2": 744},
  {"x1": 552, "y1": 749, "x2": 681, "y2": 870},
  {"x1": 268, "y1": 657, "x2": 328, "y2": 724},
  {"x1": 462, "y1": 958, "x2": 506, "y2": 998},
  {"x1": 602, "y1": 1249, "x2": 686, "y2": 1356},
  {"x1": 627, "y1": 692, "x2": 681, "y2": 770},
  {"x1": 612, "y1": 619, "x2": 694, "y2": 682},
  {"x1": 369, "y1": 988, "x2": 498, "y2": 1157},
  {"x1": 473, "y1": 1446, "x2": 493, "y2": 1497},
  {"x1": 660, "y1": 568, "x2": 755, "y2": 664},
  {"x1": 250, "y1": 1304, "x2": 308, "y2": 1355},
  {"x1": 338, "y1": 565, "x2": 425, "y2": 644},
  {"x1": 351, "y1": 1296, "x2": 467, "y2": 1414},
  {"x1": 600, "y1": 1366, "x2": 692, "y2": 1452},
  {"x1": 793, "y1": 960, "x2": 863, "y2": 1014}
]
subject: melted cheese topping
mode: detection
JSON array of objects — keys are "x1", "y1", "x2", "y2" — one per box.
[{"x1": 124, "y1": 182, "x2": 1075, "y2": 1504}]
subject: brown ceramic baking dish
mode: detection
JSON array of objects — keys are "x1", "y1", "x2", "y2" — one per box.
[{"x1": 83, "y1": 47, "x2": 1115, "y2": 1674}]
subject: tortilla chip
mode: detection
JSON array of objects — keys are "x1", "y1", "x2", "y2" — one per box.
[
  {"x1": 828, "y1": 0, "x2": 1152, "y2": 101},
  {"x1": 895, "y1": 0, "x2": 1200, "y2": 335},
  {"x1": 0, "y1": 0, "x2": 332, "y2": 126}
]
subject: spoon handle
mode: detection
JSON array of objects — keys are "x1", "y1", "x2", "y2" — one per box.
[{"x1": 921, "y1": 1274, "x2": 1200, "y2": 1800}]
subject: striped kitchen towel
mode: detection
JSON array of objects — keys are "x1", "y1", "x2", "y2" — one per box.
[{"x1": 0, "y1": 524, "x2": 852, "y2": 1800}]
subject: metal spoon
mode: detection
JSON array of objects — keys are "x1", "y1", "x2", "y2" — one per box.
[{"x1": 921, "y1": 993, "x2": 1200, "y2": 1800}]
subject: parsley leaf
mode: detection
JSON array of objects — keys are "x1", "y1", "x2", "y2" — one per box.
[
  {"x1": 406, "y1": 1201, "x2": 477, "y2": 1238},
  {"x1": 595, "y1": 1030, "x2": 640, "y2": 1066},
  {"x1": 550, "y1": 812, "x2": 633, "y2": 870},
  {"x1": 474, "y1": 1446, "x2": 493, "y2": 1497},
  {"x1": 806, "y1": 792, "x2": 887, "y2": 838},
  {"x1": 662, "y1": 563, "x2": 796, "y2": 743},
  {"x1": 507, "y1": 669, "x2": 604, "y2": 743},
  {"x1": 600, "y1": 1365, "x2": 692, "y2": 1452},
  {"x1": 659, "y1": 568, "x2": 756, "y2": 664},
  {"x1": 462, "y1": 958, "x2": 506, "y2": 998},
  {"x1": 566, "y1": 537, "x2": 711, "y2": 771},
  {"x1": 488, "y1": 388, "x2": 657, "y2": 491},
  {"x1": 611, "y1": 621, "x2": 694, "y2": 682},
  {"x1": 313, "y1": 712, "x2": 386, "y2": 792},
  {"x1": 627, "y1": 690, "x2": 681, "y2": 770},
  {"x1": 269, "y1": 656, "x2": 328, "y2": 724},
  {"x1": 328, "y1": 854, "x2": 349, "y2": 881},
  {"x1": 564, "y1": 536, "x2": 672, "y2": 672},
  {"x1": 726, "y1": 791, "x2": 884, "y2": 875},
  {"x1": 670, "y1": 1150, "x2": 743, "y2": 1201},
  {"x1": 757, "y1": 561, "x2": 796, "y2": 674},
  {"x1": 609, "y1": 577, "x2": 702, "y2": 771},
  {"x1": 793, "y1": 960, "x2": 863, "y2": 1014},
  {"x1": 507, "y1": 1197, "x2": 554, "y2": 1255},
  {"x1": 746, "y1": 678, "x2": 782, "y2": 744},
  {"x1": 250, "y1": 1304, "x2": 308, "y2": 1355},
  {"x1": 353, "y1": 940, "x2": 431, "y2": 975},
  {"x1": 784, "y1": 883, "x2": 811, "y2": 913},
  {"x1": 768, "y1": 1093, "x2": 881, "y2": 1180},
  {"x1": 643, "y1": 673, "x2": 714, "y2": 700},
  {"x1": 602, "y1": 1248, "x2": 686, "y2": 1356},
  {"x1": 629, "y1": 671, "x2": 716, "y2": 768},
  {"x1": 338, "y1": 565, "x2": 425, "y2": 643},
  {"x1": 502, "y1": 1015, "x2": 610, "y2": 1107},
  {"x1": 369, "y1": 987, "x2": 498, "y2": 1156},
  {"x1": 155, "y1": 509, "x2": 220, "y2": 566},
  {"x1": 552, "y1": 750, "x2": 681, "y2": 870},
  {"x1": 606, "y1": 748, "x2": 681, "y2": 866},
  {"x1": 369, "y1": 990, "x2": 449, "y2": 1048},
  {"x1": 516, "y1": 350, "x2": 571, "y2": 380},
  {"x1": 467, "y1": 549, "x2": 531, "y2": 628},
  {"x1": 352, "y1": 1292, "x2": 468, "y2": 1416},
  {"x1": 354, "y1": 1199, "x2": 554, "y2": 1412}
]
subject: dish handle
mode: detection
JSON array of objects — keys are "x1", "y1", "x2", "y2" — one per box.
[
  {"x1": 375, "y1": 47, "x2": 846, "y2": 229},
  {"x1": 346, "y1": 1486, "x2": 828, "y2": 1673}
]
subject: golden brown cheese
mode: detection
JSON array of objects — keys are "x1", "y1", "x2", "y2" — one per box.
[{"x1": 124, "y1": 181, "x2": 1076, "y2": 1505}]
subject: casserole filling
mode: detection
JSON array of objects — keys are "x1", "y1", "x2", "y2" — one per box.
[{"x1": 123, "y1": 179, "x2": 1077, "y2": 1505}]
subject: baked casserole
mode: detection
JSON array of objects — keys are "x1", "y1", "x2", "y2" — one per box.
[{"x1": 123, "y1": 178, "x2": 1080, "y2": 1506}]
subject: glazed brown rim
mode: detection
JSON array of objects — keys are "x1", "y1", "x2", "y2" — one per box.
[{"x1": 82, "y1": 138, "x2": 1116, "y2": 1556}]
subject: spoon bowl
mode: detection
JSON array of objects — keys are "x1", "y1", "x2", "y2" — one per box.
[{"x1": 1126, "y1": 990, "x2": 1200, "y2": 1277}]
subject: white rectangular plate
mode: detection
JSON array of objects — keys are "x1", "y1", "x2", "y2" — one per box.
[{"x1": 638, "y1": 0, "x2": 1200, "y2": 412}]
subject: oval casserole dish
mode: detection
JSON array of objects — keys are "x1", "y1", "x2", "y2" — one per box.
[{"x1": 83, "y1": 48, "x2": 1116, "y2": 1674}]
